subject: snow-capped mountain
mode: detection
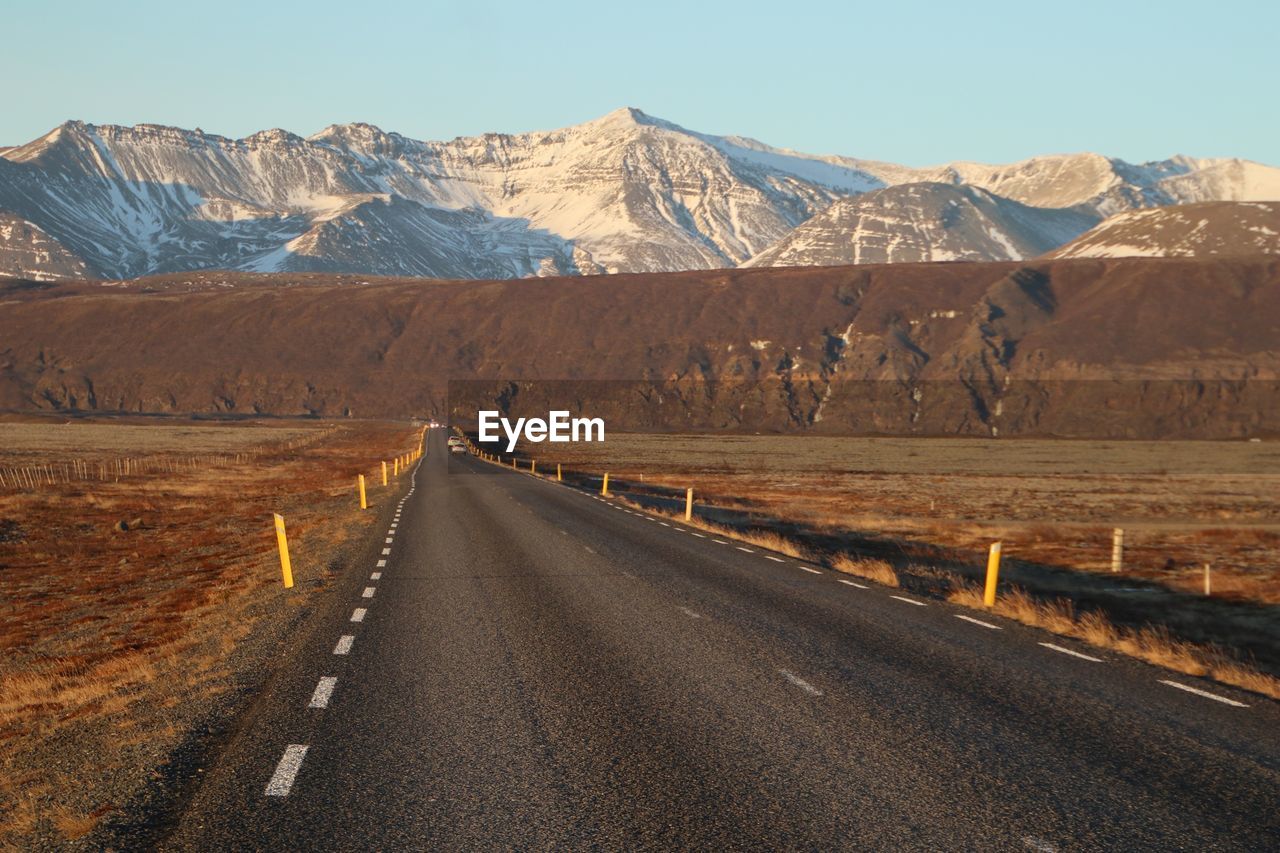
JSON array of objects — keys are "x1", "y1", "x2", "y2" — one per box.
[
  {"x1": 1, "y1": 108, "x2": 1277, "y2": 281},
  {"x1": 1048, "y1": 201, "x2": 1280, "y2": 259},
  {"x1": 742, "y1": 183, "x2": 1098, "y2": 267}
]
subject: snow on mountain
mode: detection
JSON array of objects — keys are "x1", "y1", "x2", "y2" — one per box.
[
  {"x1": 743, "y1": 184, "x2": 1098, "y2": 267},
  {"x1": 1047, "y1": 201, "x2": 1280, "y2": 259},
  {"x1": 0, "y1": 212, "x2": 92, "y2": 280},
  {"x1": 1, "y1": 108, "x2": 1278, "y2": 281}
]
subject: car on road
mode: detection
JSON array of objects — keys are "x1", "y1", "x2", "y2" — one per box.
[
  {"x1": 447, "y1": 436, "x2": 464, "y2": 448},
  {"x1": 449, "y1": 443, "x2": 467, "y2": 454}
]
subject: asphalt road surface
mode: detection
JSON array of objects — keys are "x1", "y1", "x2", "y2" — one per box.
[{"x1": 164, "y1": 429, "x2": 1280, "y2": 850}]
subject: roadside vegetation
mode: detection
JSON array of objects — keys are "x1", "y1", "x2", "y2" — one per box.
[{"x1": 0, "y1": 418, "x2": 418, "y2": 847}]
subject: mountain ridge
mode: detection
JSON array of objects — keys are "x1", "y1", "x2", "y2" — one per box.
[{"x1": 2, "y1": 109, "x2": 1278, "y2": 281}]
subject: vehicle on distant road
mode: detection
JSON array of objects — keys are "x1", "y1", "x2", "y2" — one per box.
[{"x1": 449, "y1": 444, "x2": 466, "y2": 454}]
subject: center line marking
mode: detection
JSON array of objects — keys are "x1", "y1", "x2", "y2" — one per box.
[
  {"x1": 736, "y1": 546, "x2": 754, "y2": 553},
  {"x1": 890, "y1": 595, "x2": 926, "y2": 606},
  {"x1": 678, "y1": 606, "x2": 702, "y2": 619},
  {"x1": 362, "y1": 586, "x2": 376, "y2": 598},
  {"x1": 385, "y1": 537, "x2": 393, "y2": 544},
  {"x1": 955, "y1": 614, "x2": 1002, "y2": 630},
  {"x1": 308, "y1": 676, "x2": 337, "y2": 709},
  {"x1": 764, "y1": 555, "x2": 784, "y2": 562},
  {"x1": 333, "y1": 635, "x2": 354, "y2": 655},
  {"x1": 381, "y1": 548, "x2": 391, "y2": 555},
  {"x1": 351, "y1": 608, "x2": 367, "y2": 622},
  {"x1": 838, "y1": 579, "x2": 868, "y2": 588},
  {"x1": 376, "y1": 559, "x2": 386, "y2": 567},
  {"x1": 265, "y1": 745, "x2": 309, "y2": 796},
  {"x1": 1158, "y1": 679, "x2": 1248, "y2": 707},
  {"x1": 778, "y1": 669, "x2": 822, "y2": 696},
  {"x1": 1040, "y1": 642, "x2": 1102, "y2": 662},
  {"x1": 370, "y1": 572, "x2": 381, "y2": 580}
]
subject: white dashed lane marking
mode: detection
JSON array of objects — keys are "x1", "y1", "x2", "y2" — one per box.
[
  {"x1": 376, "y1": 559, "x2": 386, "y2": 568},
  {"x1": 778, "y1": 669, "x2": 822, "y2": 696},
  {"x1": 713, "y1": 539, "x2": 730, "y2": 545},
  {"x1": 1040, "y1": 643, "x2": 1102, "y2": 662},
  {"x1": 362, "y1": 587, "x2": 376, "y2": 599},
  {"x1": 956, "y1": 614, "x2": 1002, "y2": 630},
  {"x1": 838, "y1": 579, "x2": 868, "y2": 589},
  {"x1": 384, "y1": 538, "x2": 393, "y2": 544},
  {"x1": 265, "y1": 745, "x2": 309, "y2": 796},
  {"x1": 333, "y1": 635, "x2": 354, "y2": 655},
  {"x1": 799, "y1": 566, "x2": 821, "y2": 574},
  {"x1": 1158, "y1": 679, "x2": 1248, "y2": 707},
  {"x1": 370, "y1": 572, "x2": 381, "y2": 580},
  {"x1": 691, "y1": 533, "x2": 706, "y2": 538},
  {"x1": 736, "y1": 547, "x2": 754, "y2": 554},
  {"x1": 764, "y1": 555, "x2": 784, "y2": 563},
  {"x1": 381, "y1": 548, "x2": 391, "y2": 555},
  {"x1": 678, "y1": 606, "x2": 702, "y2": 619},
  {"x1": 890, "y1": 595, "x2": 926, "y2": 607},
  {"x1": 350, "y1": 608, "x2": 367, "y2": 622},
  {"x1": 308, "y1": 677, "x2": 337, "y2": 709}
]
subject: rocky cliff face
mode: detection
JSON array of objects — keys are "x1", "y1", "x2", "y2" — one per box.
[{"x1": 1, "y1": 259, "x2": 1275, "y2": 438}]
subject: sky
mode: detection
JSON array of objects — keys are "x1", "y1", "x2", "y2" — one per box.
[{"x1": 6, "y1": 0, "x2": 1277, "y2": 166}]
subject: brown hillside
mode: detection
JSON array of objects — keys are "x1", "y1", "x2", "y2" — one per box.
[{"x1": 0, "y1": 258, "x2": 1277, "y2": 437}]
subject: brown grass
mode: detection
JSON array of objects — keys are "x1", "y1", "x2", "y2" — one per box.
[
  {"x1": 830, "y1": 555, "x2": 900, "y2": 588},
  {"x1": 0, "y1": 418, "x2": 422, "y2": 846},
  {"x1": 947, "y1": 585, "x2": 1280, "y2": 701}
]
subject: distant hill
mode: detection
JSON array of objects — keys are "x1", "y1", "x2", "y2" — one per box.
[
  {"x1": 742, "y1": 183, "x2": 1098, "y2": 267},
  {"x1": 0, "y1": 258, "x2": 1276, "y2": 438},
  {"x1": 1048, "y1": 202, "x2": 1280, "y2": 259}
]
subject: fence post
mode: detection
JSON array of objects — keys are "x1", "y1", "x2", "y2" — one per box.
[
  {"x1": 1111, "y1": 528, "x2": 1124, "y2": 573},
  {"x1": 274, "y1": 514, "x2": 294, "y2": 589},
  {"x1": 983, "y1": 542, "x2": 1002, "y2": 607}
]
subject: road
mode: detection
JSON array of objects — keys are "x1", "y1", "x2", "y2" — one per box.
[{"x1": 165, "y1": 428, "x2": 1280, "y2": 850}]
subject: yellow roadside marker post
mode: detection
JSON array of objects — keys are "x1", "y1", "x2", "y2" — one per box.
[
  {"x1": 983, "y1": 542, "x2": 1002, "y2": 607},
  {"x1": 531, "y1": 459, "x2": 537, "y2": 475},
  {"x1": 358, "y1": 474, "x2": 367, "y2": 510},
  {"x1": 381, "y1": 461, "x2": 388, "y2": 486},
  {"x1": 273, "y1": 513, "x2": 293, "y2": 589},
  {"x1": 601, "y1": 473, "x2": 610, "y2": 496},
  {"x1": 685, "y1": 488, "x2": 694, "y2": 521},
  {"x1": 394, "y1": 458, "x2": 399, "y2": 477},
  {"x1": 557, "y1": 463, "x2": 562, "y2": 482}
]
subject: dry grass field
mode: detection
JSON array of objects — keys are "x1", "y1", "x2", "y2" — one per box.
[
  {"x1": 0, "y1": 417, "x2": 420, "y2": 847},
  {"x1": 535, "y1": 433, "x2": 1280, "y2": 696}
]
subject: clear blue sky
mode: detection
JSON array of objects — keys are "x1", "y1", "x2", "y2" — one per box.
[{"x1": 7, "y1": 0, "x2": 1277, "y2": 166}]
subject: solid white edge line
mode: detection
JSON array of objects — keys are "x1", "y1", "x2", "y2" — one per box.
[
  {"x1": 838, "y1": 579, "x2": 868, "y2": 589},
  {"x1": 308, "y1": 676, "x2": 337, "y2": 709},
  {"x1": 955, "y1": 614, "x2": 1002, "y2": 630},
  {"x1": 362, "y1": 587, "x2": 376, "y2": 598},
  {"x1": 1039, "y1": 642, "x2": 1102, "y2": 662},
  {"x1": 333, "y1": 635, "x2": 354, "y2": 655},
  {"x1": 265, "y1": 744, "x2": 309, "y2": 796},
  {"x1": 1158, "y1": 679, "x2": 1248, "y2": 707},
  {"x1": 890, "y1": 595, "x2": 926, "y2": 606},
  {"x1": 350, "y1": 608, "x2": 367, "y2": 622}
]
